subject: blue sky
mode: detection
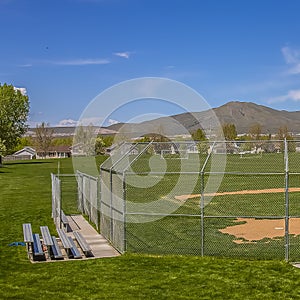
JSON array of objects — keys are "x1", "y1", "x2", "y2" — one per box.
[{"x1": 1, "y1": 0, "x2": 300, "y2": 127}]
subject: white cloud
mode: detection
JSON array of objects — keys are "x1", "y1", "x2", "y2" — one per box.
[
  {"x1": 52, "y1": 58, "x2": 110, "y2": 66},
  {"x1": 21, "y1": 58, "x2": 110, "y2": 67},
  {"x1": 57, "y1": 119, "x2": 79, "y2": 127},
  {"x1": 165, "y1": 65, "x2": 175, "y2": 69},
  {"x1": 282, "y1": 47, "x2": 299, "y2": 64},
  {"x1": 268, "y1": 89, "x2": 300, "y2": 104},
  {"x1": 107, "y1": 119, "x2": 120, "y2": 125},
  {"x1": 18, "y1": 64, "x2": 33, "y2": 68},
  {"x1": 26, "y1": 58, "x2": 110, "y2": 67},
  {"x1": 281, "y1": 46, "x2": 300, "y2": 74},
  {"x1": 113, "y1": 52, "x2": 131, "y2": 59}
]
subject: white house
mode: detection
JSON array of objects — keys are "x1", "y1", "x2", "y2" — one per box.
[{"x1": 13, "y1": 147, "x2": 36, "y2": 159}]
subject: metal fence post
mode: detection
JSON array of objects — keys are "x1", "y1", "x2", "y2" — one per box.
[
  {"x1": 110, "y1": 168, "x2": 113, "y2": 243},
  {"x1": 122, "y1": 172, "x2": 127, "y2": 253},
  {"x1": 89, "y1": 175, "x2": 91, "y2": 222},
  {"x1": 284, "y1": 138, "x2": 289, "y2": 261},
  {"x1": 200, "y1": 170, "x2": 205, "y2": 257},
  {"x1": 97, "y1": 174, "x2": 101, "y2": 231}
]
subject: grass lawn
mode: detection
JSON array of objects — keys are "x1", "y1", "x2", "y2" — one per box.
[
  {"x1": 1, "y1": 158, "x2": 300, "y2": 299},
  {"x1": 122, "y1": 152, "x2": 300, "y2": 259}
]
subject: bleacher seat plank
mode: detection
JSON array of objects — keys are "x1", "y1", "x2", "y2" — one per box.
[
  {"x1": 23, "y1": 223, "x2": 33, "y2": 243},
  {"x1": 51, "y1": 236, "x2": 64, "y2": 260},
  {"x1": 32, "y1": 233, "x2": 46, "y2": 261},
  {"x1": 73, "y1": 231, "x2": 93, "y2": 257},
  {"x1": 40, "y1": 226, "x2": 53, "y2": 246},
  {"x1": 57, "y1": 228, "x2": 71, "y2": 249},
  {"x1": 68, "y1": 236, "x2": 82, "y2": 259}
]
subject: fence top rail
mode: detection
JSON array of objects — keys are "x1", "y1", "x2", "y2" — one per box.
[
  {"x1": 52, "y1": 173, "x2": 77, "y2": 177},
  {"x1": 100, "y1": 168, "x2": 124, "y2": 176},
  {"x1": 76, "y1": 170, "x2": 99, "y2": 180},
  {"x1": 125, "y1": 213, "x2": 288, "y2": 218},
  {"x1": 125, "y1": 171, "x2": 286, "y2": 175},
  {"x1": 205, "y1": 171, "x2": 286, "y2": 176},
  {"x1": 123, "y1": 141, "x2": 154, "y2": 172},
  {"x1": 120, "y1": 139, "x2": 300, "y2": 144}
]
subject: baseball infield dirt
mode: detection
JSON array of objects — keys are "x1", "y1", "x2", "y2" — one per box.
[
  {"x1": 175, "y1": 188, "x2": 300, "y2": 243},
  {"x1": 175, "y1": 187, "x2": 300, "y2": 201},
  {"x1": 220, "y1": 218, "x2": 300, "y2": 243}
]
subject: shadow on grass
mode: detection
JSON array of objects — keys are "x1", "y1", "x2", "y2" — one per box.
[
  {"x1": 4, "y1": 161, "x2": 53, "y2": 166},
  {"x1": 0, "y1": 165, "x2": 10, "y2": 173}
]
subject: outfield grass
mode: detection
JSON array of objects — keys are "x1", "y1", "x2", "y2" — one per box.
[
  {"x1": 122, "y1": 152, "x2": 300, "y2": 259},
  {"x1": 52, "y1": 152, "x2": 300, "y2": 259},
  {"x1": 2, "y1": 158, "x2": 300, "y2": 299}
]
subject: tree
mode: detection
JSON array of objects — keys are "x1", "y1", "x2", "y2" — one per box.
[
  {"x1": 52, "y1": 137, "x2": 73, "y2": 147},
  {"x1": 276, "y1": 125, "x2": 290, "y2": 139},
  {"x1": 34, "y1": 122, "x2": 54, "y2": 158},
  {"x1": 14, "y1": 136, "x2": 34, "y2": 152},
  {"x1": 94, "y1": 135, "x2": 114, "y2": 155},
  {"x1": 191, "y1": 128, "x2": 206, "y2": 141},
  {"x1": 222, "y1": 123, "x2": 237, "y2": 140},
  {"x1": 276, "y1": 125, "x2": 295, "y2": 152},
  {"x1": 249, "y1": 123, "x2": 262, "y2": 140},
  {"x1": 95, "y1": 136, "x2": 105, "y2": 155},
  {"x1": 73, "y1": 124, "x2": 97, "y2": 156},
  {"x1": 0, "y1": 83, "x2": 29, "y2": 162},
  {"x1": 0, "y1": 138, "x2": 6, "y2": 166}
]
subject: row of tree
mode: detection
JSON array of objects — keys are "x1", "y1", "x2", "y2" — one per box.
[
  {"x1": 0, "y1": 83, "x2": 115, "y2": 163},
  {"x1": 191, "y1": 123, "x2": 295, "y2": 141},
  {"x1": 16, "y1": 123, "x2": 114, "y2": 157}
]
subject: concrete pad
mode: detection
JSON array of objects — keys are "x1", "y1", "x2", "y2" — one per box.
[{"x1": 67, "y1": 214, "x2": 120, "y2": 259}]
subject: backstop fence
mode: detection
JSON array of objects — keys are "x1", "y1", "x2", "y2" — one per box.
[
  {"x1": 51, "y1": 172, "x2": 99, "y2": 230},
  {"x1": 52, "y1": 139, "x2": 300, "y2": 261}
]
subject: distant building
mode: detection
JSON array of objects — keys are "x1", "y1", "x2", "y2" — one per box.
[
  {"x1": 4, "y1": 146, "x2": 37, "y2": 161},
  {"x1": 4, "y1": 146, "x2": 72, "y2": 161},
  {"x1": 36, "y1": 146, "x2": 71, "y2": 159},
  {"x1": 70, "y1": 143, "x2": 87, "y2": 156}
]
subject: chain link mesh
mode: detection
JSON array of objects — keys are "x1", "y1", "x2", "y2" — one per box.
[{"x1": 52, "y1": 140, "x2": 300, "y2": 261}]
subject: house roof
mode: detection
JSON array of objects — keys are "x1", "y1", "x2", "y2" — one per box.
[
  {"x1": 13, "y1": 147, "x2": 36, "y2": 156},
  {"x1": 36, "y1": 145, "x2": 71, "y2": 153}
]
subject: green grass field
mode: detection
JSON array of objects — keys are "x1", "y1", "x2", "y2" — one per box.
[
  {"x1": 117, "y1": 152, "x2": 300, "y2": 259},
  {"x1": 2, "y1": 157, "x2": 300, "y2": 299},
  {"x1": 50, "y1": 152, "x2": 300, "y2": 259}
]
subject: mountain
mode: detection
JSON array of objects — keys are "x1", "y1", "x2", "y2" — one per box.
[
  {"x1": 26, "y1": 102, "x2": 300, "y2": 139},
  {"x1": 107, "y1": 101, "x2": 300, "y2": 136},
  {"x1": 25, "y1": 126, "x2": 117, "y2": 137},
  {"x1": 213, "y1": 101, "x2": 300, "y2": 134}
]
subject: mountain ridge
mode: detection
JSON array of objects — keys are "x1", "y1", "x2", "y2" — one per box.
[{"x1": 108, "y1": 101, "x2": 300, "y2": 135}]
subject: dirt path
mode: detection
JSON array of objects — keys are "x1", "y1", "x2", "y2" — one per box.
[
  {"x1": 175, "y1": 187, "x2": 300, "y2": 201},
  {"x1": 220, "y1": 218, "x2": 300, "y2": 243}
]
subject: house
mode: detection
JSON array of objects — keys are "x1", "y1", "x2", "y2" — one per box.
[
  {"x1": 70, "y1": 143, "x2": 87, "y2": 156},
  {"x1": 3, "y1": 146, "x2": 36, "y2": 161},
  {"x1": 36, "y1": 146, "x2": 71, "y2": 159},
  {"x1": 13, "y1": 146, "x2": 36, "y2": 159}
]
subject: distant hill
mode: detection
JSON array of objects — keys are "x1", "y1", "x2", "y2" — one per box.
[
  {"x1": 25, "y1": 126, "x2": 117, "y2": 137},
  {"x1": 26, "y1": 102, "x2": 300, "y2": 139},
  {"x1": 212, "y1": 101, "x2": 300, "y2": 134},
  {"x1": 107, "y1": 101, "x2": 300, "y2": 136}
]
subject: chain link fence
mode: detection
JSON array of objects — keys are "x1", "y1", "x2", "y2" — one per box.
[
  {"x1": 77, "y1": 171, "x2": 99, "y2": 229},
  {"x1": 51, "y1": 172, "x2": 99, "y2": 230},
  {"x1": 52, "y1": 140, "x2": 300, "y2": 261}
]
